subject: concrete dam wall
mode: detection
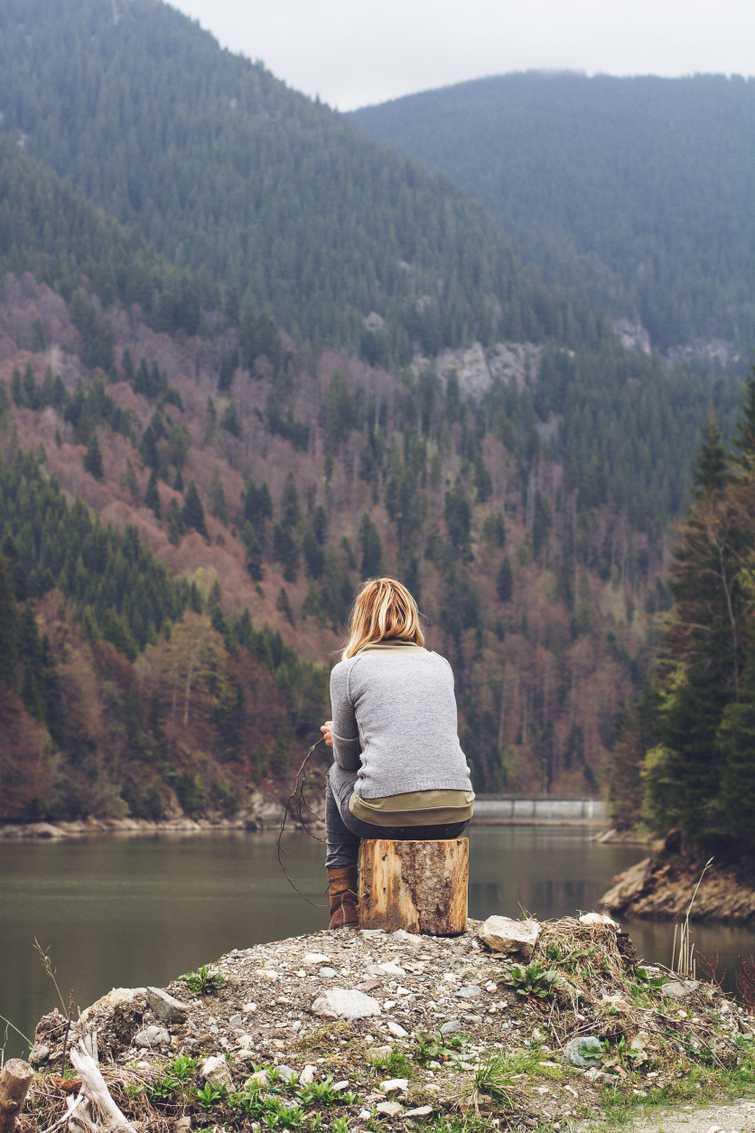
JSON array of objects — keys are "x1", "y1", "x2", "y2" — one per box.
[{"x1": 473, "y1": 797, "x2": 608, "y2": 825}]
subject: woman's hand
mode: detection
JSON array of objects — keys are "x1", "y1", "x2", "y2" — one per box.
[{"x1": 320, "y1": 720, "x2": 334, "y2": 746}]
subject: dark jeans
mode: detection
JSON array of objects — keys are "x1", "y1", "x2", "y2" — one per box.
[{"x1": 325, "y1": 764, "x2": 470, "y2": 869}]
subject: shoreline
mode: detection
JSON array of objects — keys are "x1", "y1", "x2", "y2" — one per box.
[
  {"x1": 1, "y1": 815, "x2": 616, "y2": 842},
  {"x1": 23, "y1": 914, "x2": 755, "y2": 1133}
]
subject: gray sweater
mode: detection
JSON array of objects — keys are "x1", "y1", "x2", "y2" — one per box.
[{"x1": 329, "y1": 643, "x2": 473, "y2": 799}]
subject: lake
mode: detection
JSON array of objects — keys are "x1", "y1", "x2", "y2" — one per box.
[{"x1": 2, "y1": 826, "x2": 752, "y2": 1057}]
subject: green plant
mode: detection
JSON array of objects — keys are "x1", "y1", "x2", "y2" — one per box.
[
  {"x1": 178, "y1": 964, "x2": 225, "y2": 995},
  {"x1": 148, "y1": 1054, "x2": 199, "y2": 1102},
  {"x1": 369, "y1": 1048, "x2": 414, "y2": 1077},
  {"x1": 414, "y1": 1031, "x2": 466, "y2": 1065},
  {"x1": 505, "y1": 961, "x2": 563, "y2": 999},
  {"x1": 195, "y1": 1081, "x2": 227, "y2": 1109}
]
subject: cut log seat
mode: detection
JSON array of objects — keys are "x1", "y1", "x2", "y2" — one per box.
[{"x1": 358, "y1": 837, "x2": 469, "y2": 936}]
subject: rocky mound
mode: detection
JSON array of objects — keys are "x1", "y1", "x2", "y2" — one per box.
[{"x1": 24, "y1": 915, "x2": 754, "y2": 1132}]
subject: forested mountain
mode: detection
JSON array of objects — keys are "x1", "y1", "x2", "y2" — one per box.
[
  {"x1": 352, "y1": 72, "x2": 755, "y2": 362},
  {"x1": 610, "y1": 375, "x2": 755, "y2": 862},
  {"x1": 0, "y1": 0, "x2": 601, "y2": 364},
  {"x1": 0, "y1": 136, "x2": 743, "y2": 822}
]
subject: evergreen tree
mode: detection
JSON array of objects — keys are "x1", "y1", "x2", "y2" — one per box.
[
  {"x1": 496, "y1": 557, "x2": 513, "y2": 604},
  {"x1": 145, "y1": 470, "x2": 161, "y2": 519},
  {"x1": 716, "y1": 643, "x2": 755, "y2": 856},
  {"x1": 359, "y1": 513, "x2": 383, "y2": 577},
  {"x1": 0, "y1": 555, "x2": 18, "y2": 685},
  {"x1": 182, "y1": 482, "x2": 208, "y2": 539},
  {"x1": 84, "y1": 432, "x2": 104, "y2": 480}
]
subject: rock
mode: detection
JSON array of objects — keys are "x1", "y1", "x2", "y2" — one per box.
[
  {"x1": 404, "y1": 1106, "x2": 433, "y2": 1118},
  {"x1": 387, "y1": 1021, "x2": 409, "y2": 1038},
  {"x1": 311, "y1": 988, "x2": 382, "y2": 1020},
  {"x1": 455, "y1": 985, "x2": 482, "y2": 1000},
  {"x1": 300, "y1": 1065, "x2": 316, "y2": 1085},
  {"x1": 564, "y1": 1036, "x2": 603, "y2": 1068},
  {"x1": 370, "y1": 962, "x2": 407, "y2": 977},
  {"x1": 134, "y1": 1024, "x2": 170, "y2": 1049},
  {"x1": 359, "y1": 1108, "x2": 372, "y2": 1120},
  {"x1": 228, "y1": 1013, "x2": 243, "y2": 1028},
  {"x1": 79, "y1": 986, "x2": 147, "y2": 1023},
  {"x1": 146, "y1": 987, "x2": 188, "y2": 1024},
  {"x1": 200, "y1": 1055, "x2": 233, "y2": 1088},
  {"x1": 303, "y1": 952, "x2": 331, "y2": 965},
  {"x1": 243, "y1": 1001, "x2": 258, "y2": 1013},
  {"x1": 579, "y1": 912, "x2": 619, "y2": 929},
  {"x1": 661, "y1": 980, "x2": 700, "y2": 999},
  {"x1": 366, "y1": 1045, "x2": 393, "y2": 1065},
  {"x1": 319, "y1": 967, "x2": 338, "y2": 979},
  {"x1": 376, "y1": 1101, "x2": 405, "y2": 1117},
  {"x1": 175, "y1": 1118, "x2": 192, "y2": 1132},
  {"x1": 246, "y1": 1069, "x2": 270, "y2": 1089},
  {"x1": 333, "y1": 1080, "x2": 349, "y2": 1091},
  {"x1": 28, "y1": 1043, "x2": 51, "y2": 1067},
  {"x1": 478, "y1": 915, "x2": 541, "y2": 959},
  {"x1": 380, "y1": 1078, "x2": 409, "y2": 1094},
  {"x1": 440, "y1": 1020, "x2": 461, "y2": 1036},
  {"x1": 277, "y1": 1066, "x2": 298, "y2": 1084}
]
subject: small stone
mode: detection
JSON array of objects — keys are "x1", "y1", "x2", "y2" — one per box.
[
  {"x1": 440, "y1": 1020, "x2": 461, "y2": 1036},
  {"x1": 371, "y1": 962, "x2": 407, "y2": 977},
  {"x1": 135, "y1": 1025, "x2": 170, "y2": 1049},
  {"x1": 383, "y1": 1000, "x2": 397, "y2": 1010},
  {"x1": 377, "y1": 1101, "x2": 405, "y2": 1117},
  {"x1": 391, "y1": 930, "x2": 422, "y2": 945},
  {"x1": 358, "y1": 979, "x2": 382, "y2": 992},
  {"x1": 333, "y1": 1080, "x2": 349, "y2": 1091},
  {"x1": 661, "y1": 980, "x2": 700, "y2": 1000},
  {"x1": 277, "y1": 1066, "x2": 298, "y2": 1083},
  {"x1": 564, "y1": 1036, "x2": 603, "y2": 1068},
  {"x1": 243, "y1": 1001, "x2": 258, "y2": 1013},
  {"x1": 28, "y1": 1043, "x2": 51, "y2": 1067},
  {"x1": 359, "y1": 1109, "x2": 372, "y2": 1120},
  {"x1": 146, "y1": 987, "x2": 188, "y2": 1024},
  {"x1": 579, "y1": 912, "x2": 619, "y2": 929},
  {"x1": 366, "y1": 1045, "x2": 393, "y2": 1065},
  {"x1": 200, "y1": 1055, "x2": 233, "y2": 1088},
  {"x1": 300, "y1": 1065, "x2": 316, "y2": 1085},
  {"x1": 387, "y1": 1021, "x2": 409, "y2": 1038},
  {"x1": 303, "y1": 952, "x2": 331, "y2": 965},
  {"x1": 380, "y1": 1078, "x2": 409, "y2": 1094},
  {"x1": 175, "y1": 1118, "x2": 192, "y2": 1132},
  {"x1": 455, "y1": 985, "x2": 482, "y2": 1000},
  {"x1": 246, "y1": 1069, "x2": 270, "y2": 1089},
  {"x1": 478, "y1": 915, "x2": 541, "y2": 959},
  {"x1": 311, "y1": 988, "x2": 382, "y2": 1020},
  {"x1": 404, "y1": 1106, "x2": 433, "y2": 1118},
  {"x1": 228, "y1": 1013, "x2": 243, "y2": 1028},
  {"x1": 319, "y1": 967, "x2": 338, "y2": 979}
]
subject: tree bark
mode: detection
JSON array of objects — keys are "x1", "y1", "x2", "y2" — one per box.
[
  {"x1": 358, "y1": 837, "x2": 469, "y2": 936},
  {"x1": 0, "y1": 1059, "x2": 33, "y2": 1133}
]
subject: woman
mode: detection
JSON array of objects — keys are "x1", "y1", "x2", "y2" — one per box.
[{"x1": 321, "y1": 577, "x2": 474, "y2": 928}]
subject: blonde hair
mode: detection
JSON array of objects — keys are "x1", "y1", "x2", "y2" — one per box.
[{"x1": 342, "y1": 577, "x2": 425, "y2": 660}]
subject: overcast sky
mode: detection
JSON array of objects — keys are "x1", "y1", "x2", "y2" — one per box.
[{"x1": 171, "y1": 0, "x2": 755, "y2": 110}]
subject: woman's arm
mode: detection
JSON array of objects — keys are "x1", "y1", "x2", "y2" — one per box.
[{"x1": 329, "y1": 661, "x2": 362, "y2": 770}]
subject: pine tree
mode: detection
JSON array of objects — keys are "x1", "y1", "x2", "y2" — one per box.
[
  {"x1": 145, "y1": 470, "x2": 161, "y2": 518},
  {"x1": 182, "y1": 482, "x2": 208, "y2": 539},
  {"x1": 359, "y1": 513, "x2": 383, "y2": 576},
  {"x1": 716, "y1": 645, "x2": 755, "y2": 855},
  {"x1": 84, "y1": 432, "x2": 104, "y2": 480},
  {"x1": 733, "y1": 366, "x2": 755, "y2": 472},
  {"x1": 496, "y1": 557, "x2": 513, "y2": 604},
  {"x1": 0, "y1": 555, "x2": 18, "y2": 685}
]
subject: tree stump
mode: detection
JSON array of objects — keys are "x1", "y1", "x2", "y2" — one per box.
[
  {"x1": 358, "y1": 838, "x2": 469, "y2": 935},
  {"x1": 0, "y1": 1059, "x2": 33, "y2": 1133}
]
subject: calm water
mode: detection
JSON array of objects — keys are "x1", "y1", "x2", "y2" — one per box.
[{"x1": 1, "y1": 827, "x2": 752, "y2": 1057}]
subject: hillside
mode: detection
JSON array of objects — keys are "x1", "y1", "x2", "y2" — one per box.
[
  {"x1": 0, "y1": 141, "x2": 745, "y2": 821},
  {"x1": 352, "y1": 72, "x2": 755, "y2": 364},
  {"x1": 0, "y1": 0, "x2": 601, "y2": 364}
]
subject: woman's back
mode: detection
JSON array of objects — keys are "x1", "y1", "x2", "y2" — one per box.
[{"x1": 330, "y1": 641, "x2": 473, "y2": 799}]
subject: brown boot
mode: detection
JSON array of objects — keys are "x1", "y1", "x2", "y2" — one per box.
[{"x1": 327, "y1": 865, "x2": 359, "y2": 928}]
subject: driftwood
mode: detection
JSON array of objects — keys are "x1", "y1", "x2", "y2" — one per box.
[
  {"x1": 358, "y1": 837, "x2": 469, "y2": 935},
  {"x1": 0, "y1": 1059, "x2": 33, "y2": 1133},
  {"x1": 65, "y1": 1033, "x2": 135, "y2": 1133}
]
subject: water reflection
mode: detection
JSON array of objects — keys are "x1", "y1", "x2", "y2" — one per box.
[{"x1": 1, "y1": 826, "x2": 752, "y2": 1059}]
